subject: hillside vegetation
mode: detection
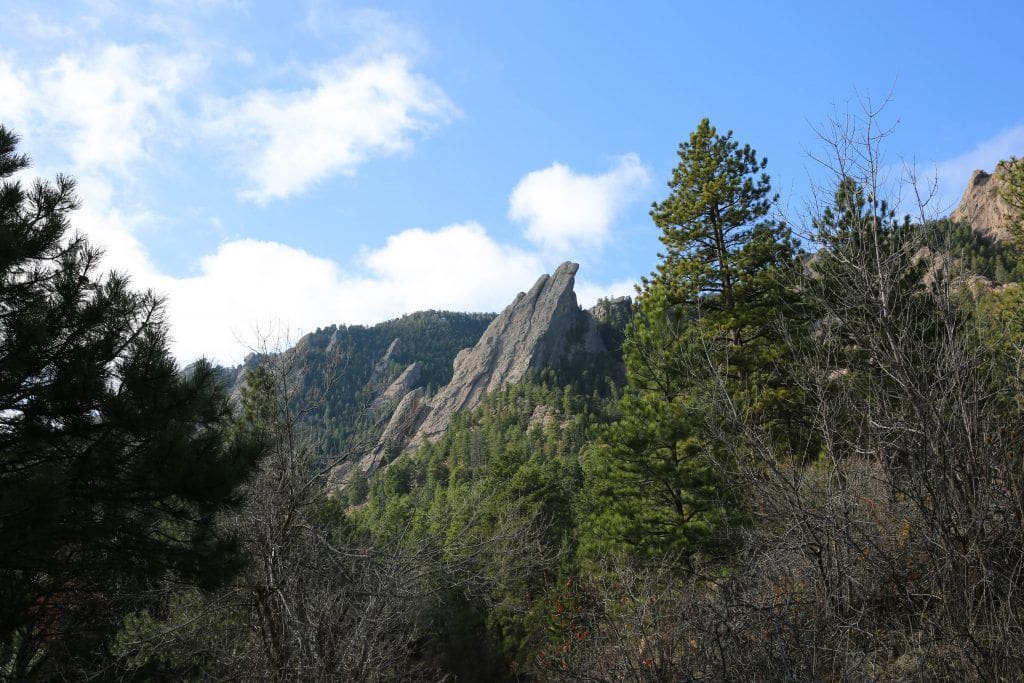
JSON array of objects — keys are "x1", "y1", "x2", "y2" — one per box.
[{"x1": 5, "y1": 118, "x2": 1024, "y2": 681}]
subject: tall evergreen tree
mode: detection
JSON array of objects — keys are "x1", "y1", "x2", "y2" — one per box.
[
  {"x1": 581, "y1": 120, "x2": 802, "y2": 567},
  {"x1": 0, "y1": 126, "x2": 263, "y2": 678}
]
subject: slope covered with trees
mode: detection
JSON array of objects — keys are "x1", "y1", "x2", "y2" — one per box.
[
  {"x1": 6, "y1": 110, "x2": 1024, "y2": 680},
  {"x1": 237, "y1": 310, "x2": 496, "y2": 459}
]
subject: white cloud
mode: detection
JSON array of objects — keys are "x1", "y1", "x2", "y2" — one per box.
[
  {"x1": 161, "y1": 224, "x2": 544, "y2": 363},
  {"x1": 204, "y1": 54, "x2": 457, "y2": 203},
  {"x1": 0, "y1": 46, "x2": 198, "y2": 279},
  {"x1": 358, "y1": 223, "x2": 542, "y2": 310},
  {"x1": 509, "y1": 153, "x2": 651, "y2": 253},
  {"x1": 928, "y1": 123, "x2": 1024, "y2": 215},
  {"x1": 158, "y1": 218, "x2": 646, "y2": 364},
  {"x1": 0, "y1": 41, "x2": 636, "y2": 365},
  {"x1": 70, "y1": 173, "x2": 162, "y2": 282},
  {"x1": 38, "y1": 45, "x2": 198, "y2": 172},
  {"x1": 0, "y1": 60, "x2": 31, "y2": 129}
]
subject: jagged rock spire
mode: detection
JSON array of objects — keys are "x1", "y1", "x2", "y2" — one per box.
[{"x1": 411, "y1": 261, "x2": 604, "y2": 444}]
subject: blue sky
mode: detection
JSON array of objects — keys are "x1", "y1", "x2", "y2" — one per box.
[{"x1": 2, "y1": 0, "x2": 1022, "y2": 362}]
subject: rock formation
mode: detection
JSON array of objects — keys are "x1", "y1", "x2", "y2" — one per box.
[
  {"x1": 527, "y1": 404, "x2": 558, "y2": 431},
  {"x1": 589, "y1": 295, "x2": 632, "y2": 325},
  {"x1": 331, "y1": 261, "x2": 617, "y2": 488},
  {"x1": 411, "y1": 261, "x2": 605, "y2": 445},
  {"x1": 951, "y1": 165, "x2": 1015, "y2": 240},
  {"x1": 368, "y1": 337, "x2": 401, "y2": 387},
  {"x1": 370, "y1": 361, "x2": 422, "y2": 414},
  {"x1": 356, "y1": 387, "x2": 429, "y2": 476}
]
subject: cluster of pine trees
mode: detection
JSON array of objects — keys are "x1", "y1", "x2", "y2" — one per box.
[{"x1": 5, "y1": 113, "x2": 1024, "y2": 680}]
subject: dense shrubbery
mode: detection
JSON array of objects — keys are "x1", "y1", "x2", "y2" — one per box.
[{"x1": 922, "y1": 218, "x2": 1024, "y2": 283}]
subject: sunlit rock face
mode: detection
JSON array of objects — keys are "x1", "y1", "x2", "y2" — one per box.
[
  {"x1": 951, "y1": 164, "x2": 1017, "y2": 241},
  {"x1": 411, "y1": 261, "x2": 605, "y2": 445}
]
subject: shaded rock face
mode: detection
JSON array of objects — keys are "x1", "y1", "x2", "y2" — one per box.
[
  {"x1": 368, "y1": 337, "x2": 402, "y2": 387},
  {"x1": 412, "y1": 261, "x2": 605, "y2": 444},
  {"x1": 357, "y1": 387, "x2": 429, "y2": 476},
  {"x1": 951, "y1": 166, "x2": 1014, "y2": 240},
  {"x1": 371, "y1": 361, "x2": 422, "y2": 414}
]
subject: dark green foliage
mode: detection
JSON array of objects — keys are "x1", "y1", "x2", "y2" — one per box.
[
  {"x1": 0, "y1": 126, "x2": 263, "y2": 678},
  {"x1": 1000, "y1": 157, "x2": 1024, "y2": 237},
  {"x1": 581, "y1": 120, "x2": 804, "y2": 567},
  {"x1": 922, "y1": 218, "x2": 1024, "y2": 283},
  {"x1": 356, "y1": 381, "x2": 616, "y2": 674}
]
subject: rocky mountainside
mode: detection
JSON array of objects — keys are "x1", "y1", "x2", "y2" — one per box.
[
  {"x1": 230, "y1": 310, "x2": 496, "y2": 457},
  {"x1": 412, "y1": 261, "x2": 605, "y2": 444},
  {"x1": 227, "y1": 263, "x2": 629, "y2": 484},
  {"x1": 343, "y1": 261, "x2": 626, "y2": 478},
  {"x1": 951, "y1": 163, "x2": 1016, "y2": 240}
]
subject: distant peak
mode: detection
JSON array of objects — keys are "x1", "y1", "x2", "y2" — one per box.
[
  {"x1": 410, "y1": 261, "x2": 603, "y2": 445},
  {"x1": 554, "y1": 261, "x2": 580, "y2": 277}
]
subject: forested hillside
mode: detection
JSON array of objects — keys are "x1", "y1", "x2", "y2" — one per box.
[
  {"x1": 236, "y1": 310, "x2": 496, "y2": 458},
  {"x1": 5, "y1": 113, "x2": 1024, "y2": 680}
]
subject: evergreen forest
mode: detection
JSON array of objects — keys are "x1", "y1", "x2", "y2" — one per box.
[{"x1": 5, "y1": 112, "x2": 1024, "y2": 682}]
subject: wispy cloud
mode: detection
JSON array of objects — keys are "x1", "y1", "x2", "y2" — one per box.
[
  {"x1": 204, "y1": 54, "x2": 458, "y2": 203},
  {"x1": 0, "y1": 45, "x2": 201, "y2": 174},
  {"x1": 21, "y1": 11, "x2": 77, "y2": 39},
  {"x1": 0, "y1": 44, "x2": 203, "y2": 286},
  {"x1": 0, "y1": 15, "x2": 637, "y2": 365}
]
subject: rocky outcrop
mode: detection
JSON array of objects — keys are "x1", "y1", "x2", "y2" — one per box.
[
  {"x1": 411, "y1": 262, "x2": 605, "y2": 445},
  {"x1": 589, "y1": 295, "x2": 632, "y2": 325},
  {"x1": 356, "y1": 387, "x2": 429, "y2": 476},
  {"x1": 371, "y1": 361, "x2": 422, "y2": 414},
  {"x1": 368, "y1": 337, "x2": 401, "y2": 387},
  {"x1": 951, "y1": 165, "x2": 1015, "y2": 240},
  {"x1": 528, "y1": 404, "x2": 558, "y2": 431}
]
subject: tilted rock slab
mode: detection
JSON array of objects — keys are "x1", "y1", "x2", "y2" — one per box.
[
  {"x1": 370, "y1": 361, "x2": 422, "y2": 415},
  {"x1": 357, "y1": 387, "x2": 430, "y2": 476},
  {"x1": 411, "y1": 261, "x2": 604, "y2": 445}
]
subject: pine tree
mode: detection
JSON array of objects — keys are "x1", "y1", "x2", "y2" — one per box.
[
  {"x1": 0, "y1": 126, "x2": 263, "y2": 678},
  {"x1": 581, "y1": 120, "x2": 802, "y2": 567},
  {"x1": 1000, "y1": 157, "x2": 1024, "y2": 238}
]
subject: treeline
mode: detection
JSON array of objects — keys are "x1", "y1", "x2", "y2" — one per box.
[{"x1": 4, "y1": 113, "x2": 1024, "y2": 681}]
